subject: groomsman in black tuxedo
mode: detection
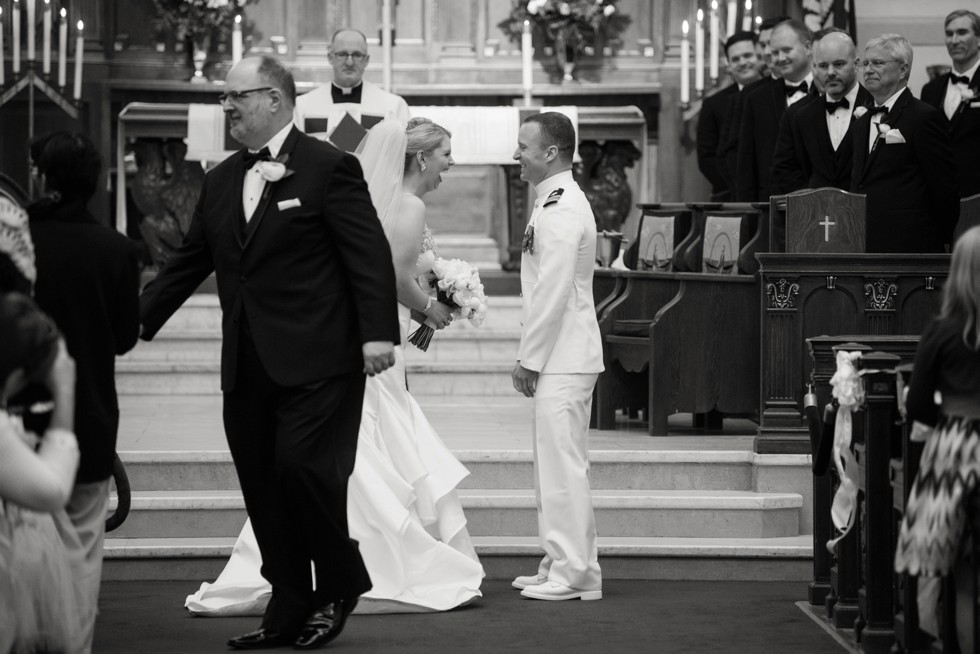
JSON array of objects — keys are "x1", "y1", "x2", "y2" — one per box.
[
  {"x1": 140, "y1": 56, "x2": 399, "y2": 650},
  {"x1": 772, "y1": 30, "x2": 873, "y2": 194},
  {"x1": 697, "y1": 31, "x2": 763, "y2": 201},
  {"x1": 851, "y1": 34, "x2": 959, "y2": 252},
  {"x1": 920, "y1": 10, "x2": 980, "y2": 198},
  {"x1": 736, "y1": 19, "x2": 816, "y2": 202},
  {"x1": 719, "y1": 16, "x2": 789, "y2": 197}
]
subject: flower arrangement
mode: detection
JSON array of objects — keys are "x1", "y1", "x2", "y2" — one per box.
[
  {"x1": 497, "y1": 0, "x2": 631, "y2": 58},
  {"x1": 409, "y1": 257, "x2": 489, "y2": 352},
  {"x1": 152, "y1": 0, "x2": 254, "y2": 42}
]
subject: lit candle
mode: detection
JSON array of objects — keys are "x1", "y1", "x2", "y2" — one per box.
[
  {"x1": 742, "y1": 0, "x2": 752, "y2": 32},
  {"x1": 26, "y1": 0, "x2": 35, "y2": 62},
  {"x1": 680, "y1": 20, "x2": 690, "y2": 105},
  {"x1": 726, "y1": 0, "x2": 737, "y2": 37},
  {"x1": 755, "y1": 15, "x2": 762, "y2": 30},
  {"x1": 695, "y1": 9, "x2": 704, "y2": 94},
  {"x1": 58, "y1": 7, "x2": 66, "y2": 87},
  {"x1": 42, "y1": 0, "x2": 50, "y2": 74},
  {"x1": 13, "y1": 0, "x2": 20, "y2": 74},
  {"x1": 0, "y1": 8, "x2": 4, "y2": 86},
  {"x1": 232, "y1": 14, "x2": 243, "y2": 64},
  {"x1": 521, "y1": 19, "x2": 533, "y2": 105},
  {"x1": 73, "y1": 19, "x2": 83, "y2": 100},
  {"x1": 710, "y1": 1, "x2": 720, "y2": 83}
]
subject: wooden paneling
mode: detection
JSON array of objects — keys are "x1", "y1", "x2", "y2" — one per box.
[{"x1": 435, "y1": 0, "x2": 475, "y2": 57}]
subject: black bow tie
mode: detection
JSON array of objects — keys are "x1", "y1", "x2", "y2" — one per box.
[
  {"x1": 951, "y1": 74, "x2": 971, "y2": 85},
  {"x1": 825, "y1": 97, "x2": 850, "y2": 114},
  {"x1": 785, "y1": 81, "x2": 808, "y2": 96},
  {"x1": 242, "y1": 147, "x2": 272, "y2": 169},
  {"x1": 868, "y1": 105, "x2": 889, "y2": 118}
]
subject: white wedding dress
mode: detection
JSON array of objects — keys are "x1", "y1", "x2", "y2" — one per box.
[{"x1": 185, "y1": 224, "x2": 484, "y2": 616}]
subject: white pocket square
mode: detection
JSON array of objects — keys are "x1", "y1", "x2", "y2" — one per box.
[
  {"x1": 884, "y1": 129, "x2": 906, "y2": 144},
  {"x1": 277, "y1": 198, "x2": 301, "y2": 211}
]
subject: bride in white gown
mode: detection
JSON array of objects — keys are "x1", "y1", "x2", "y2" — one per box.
[{"x1": 186, "y1": 118, "x2": 484, "y2": 616}]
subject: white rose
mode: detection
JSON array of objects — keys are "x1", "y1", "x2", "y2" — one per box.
[
  {"x1": 876, "y1": 123, "x2": 891, "y2": 137},
  {"x1": 257, "y1": 161, "x2": 287, "y2": 182},
  {"x1": 559, "y1": 3, "x2": 572, "y2": 16},
  {"x1": 604, "y1": 4, "x2": 616, "y2": 16},
  {"x1": 852, "y1": 106, "x2": 868, "y2": 119},
  {"x1": 961, "y1": 87, "x2": 977, "y2": 102}
]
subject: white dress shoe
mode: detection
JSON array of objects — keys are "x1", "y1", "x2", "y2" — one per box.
[
  {"x1": 511, "y1": 573, "x2": 548, "y2": 590},
  {"x1": 520, "y1": 581, "x2": 602, "y2": 601}
]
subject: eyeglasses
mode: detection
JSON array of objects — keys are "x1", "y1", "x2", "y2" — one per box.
[
  {"x1": 856, "y1": 58, "x2": 901, "y2": 70},
  {"x1": 330, "y1": 51, "x2": 367, "y2": 63},
  {"x1": 217, "y1": 87, "x2": 274, "y2": 103}
]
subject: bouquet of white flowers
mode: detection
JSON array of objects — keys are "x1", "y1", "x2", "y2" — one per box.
[{"x1": 409, "y1": 257, "x2": 489, "y2": 351}]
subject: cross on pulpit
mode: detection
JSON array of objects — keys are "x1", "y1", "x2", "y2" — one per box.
[
  {"x1": 820, "y1": 215, "x2": 835, "y2": 242},
  {"x1": 782, "y1": 188, "x2": 866, "y2": 253}
]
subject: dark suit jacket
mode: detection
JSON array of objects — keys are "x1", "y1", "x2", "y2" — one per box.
[
  {"x1": 921, "y1": 68, "x2": 980, "y2": 197},
  {"x1": 719, "y1": 77, "x2": 770, "y2": 200},
  {"x1": 736, "y1": 78, "x2": 817, "y2": 202},
  {"x1": 772, "y1": 85, "x2": 874, "y2": 194},
  {"x1": 140, "y1": 126, "x2": 399, "y2": 391},
  {"x1": 851, "y1": 87, "x2": 959, "y2": 252},
  {"x1": 29, "y1": 199, "x2": 141, "y2": 483},
  {"x1": 697, "y1": 84, "x2": 739, "y2": 201}
]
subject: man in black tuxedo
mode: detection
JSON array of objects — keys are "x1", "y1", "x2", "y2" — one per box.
[
  {"x1": 736, "y1": 19, "x2": 816, "y2": 202},
  {"x1": 139, "y1": 56, "x2": 399, "y2": 650},
  {"x1": 697, "y1": 31, "x2": 762, "y2": 201},
  {"x1": 851, "y1": 34, "x2": 959, "y2": 252},
  {"x1": 920, "y1": 10, "x2": 980, "y2": 198},
  {"x1": 772, "y1": 30, "x2": 873, "y2": 194}
]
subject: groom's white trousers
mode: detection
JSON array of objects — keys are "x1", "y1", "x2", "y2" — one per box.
[{"x1": 531, "y1": 372, "x2": 601, "y2": 591}]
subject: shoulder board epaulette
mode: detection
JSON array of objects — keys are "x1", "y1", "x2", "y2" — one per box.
[{"x1": 543, "y1": 188, "x2": 564, "y2": 207}]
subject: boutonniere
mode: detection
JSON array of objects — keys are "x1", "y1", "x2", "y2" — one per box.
[
  {"x1": 875, "y1": 122, "x2": 891, "y2": 138},
  {"x1": 960, "y1": 87, "x2": 977, "y2": 103},
  {"x1": 257, "y1": 155, "x2": 295, "y2": 183},
  {"x1": 852, "y1": 106, "x2": 868, "y2": 119}
]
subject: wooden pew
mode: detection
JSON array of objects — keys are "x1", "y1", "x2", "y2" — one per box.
[{"x1": 954, "y1": 192, "x2": 980, "y2": 244}]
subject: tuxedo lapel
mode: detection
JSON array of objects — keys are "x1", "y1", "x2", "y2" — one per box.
[
  {"x1": 949, "y1": 68, "x2": 980, "y2": 128},
  {"x1": 231, "y1": 155, "x2": 247, "y2": 248},
  {"x1": 242, "y1": 126, "x2": 303, "y2": 252},
  {"x1": 862, "y1": 88, "x2": 911, "y2": 179}
]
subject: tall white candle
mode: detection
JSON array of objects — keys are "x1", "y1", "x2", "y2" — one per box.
[
  {"x1": 521, "y1": 19, "x2": 533, "y2": 105},
  {"x1": 742, "y1": 0, "x2": 752, "y2": 32},
  {"x1": 57, "y1": 8, "x2": 66, "y2": 87},
  {"x1": 680, "y1": 20, "x2": 690, "y2": 105},
  {"x1": 26, "y1": 0, "x2": 34, "y2": 62},
  {"x1": 73, "y1": 19, "x2": 83, "y2": 100},
  {"x1": 232, "y1": 14, "x2": 243, "y2": 64},
  {"x1": 726, "y1": 0, "x2": 737, "y2": 37},
  {"x1": 755, "y1": 15, "x2": 762, "y2": 30},
  {"x1": 42, "y1": 0, "x2": 50, "y2": 74},
  {"x1": 710, "y1": 1, "x2": 720, "y2": 82},
  {"x1": 695, "y1": 9, "x2": 704, "y2": 94},
  {"x1": 0, "y1": 8, "x2": 5, "y2": 86},
  {"x1": 13, "y1": 0, "x2": 20, "y2": 74}
]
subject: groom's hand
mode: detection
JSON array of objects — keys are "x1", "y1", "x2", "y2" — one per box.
[
  {"x1": 363, "y1": 341, "x2": 395, "y2": 376},
  {"x1": 512, "y1": 362, "x2": 538, "y2": 398}
]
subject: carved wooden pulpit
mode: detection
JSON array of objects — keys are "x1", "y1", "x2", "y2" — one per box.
[{"x1": 784, "y1": 188, "x2": 866, "y2": 254}]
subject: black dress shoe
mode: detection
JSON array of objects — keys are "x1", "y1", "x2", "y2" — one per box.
[
  {"x1": 293, "y1": 597, "x2": 359, "y2": 650},
  {"x1": 227, "y1": 627, "x2": 294, "y2": 650}
]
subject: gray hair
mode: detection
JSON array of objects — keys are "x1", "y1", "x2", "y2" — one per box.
[
  {"x1": 944, "y1": 10, "x2": 980, "y2": 37},
  {"x1": 865, "y1": 33, "x2": 913, "y2": 79},
  {"x1": 255, "y1": 55, "x2": 297, "y2": 107}
]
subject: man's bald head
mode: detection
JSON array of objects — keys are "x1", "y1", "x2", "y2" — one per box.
[{"x1": 813, "y1": 31, "x2": 858, "y2": 100}]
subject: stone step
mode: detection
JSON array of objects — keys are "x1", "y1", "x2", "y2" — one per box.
[
  {"x1": 106, "y1": 489, "x2": 801, "y2": 540},
  {"x1": 101, "y1": 535, "x2": 813, "y2": 582},
  {"x1": 115, "y1": 361, "x2": 516, "y2": 395},
  {"x1": 432, "y1": 235, "x2": 502, "y2": 269},
  {"x1": 117, "y1": 450, "x2": 772, "y2": 493}
]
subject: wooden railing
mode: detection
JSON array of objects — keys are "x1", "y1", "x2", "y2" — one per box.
[{"x1": 807, "y1": 338, "x2": 978, "y2": 653}]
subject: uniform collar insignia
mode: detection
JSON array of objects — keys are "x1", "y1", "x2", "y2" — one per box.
[{"x1": 543, "y1": 188, "x2": 564, "y2": 207}]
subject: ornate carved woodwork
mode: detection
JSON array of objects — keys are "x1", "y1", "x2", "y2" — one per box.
[{"x1": 573, "y1": 140, "x2": 642, "y2": 232}]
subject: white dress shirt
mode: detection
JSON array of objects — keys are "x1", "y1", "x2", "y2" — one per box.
[
  {"x1": 945, "y1": 59, "x2": 979, "y2": 120},
  {"x1": 827, "y1": 83, "x2": 861, "y2": 151},
  {"x1": 243, "y1": 121, "x2": 294, "y2": 221},
  {"x1": 868, "y1": 87, "x2": 906, "y2": 153}
]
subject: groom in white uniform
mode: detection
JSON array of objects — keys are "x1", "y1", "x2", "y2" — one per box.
[{"x1": 511, "y1": 112, "x2": 604, "y2": 601}]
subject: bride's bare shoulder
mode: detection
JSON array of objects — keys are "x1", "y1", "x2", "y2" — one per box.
[{"x1": 398, "y1": 193, "x2": 425, "y2": 212}]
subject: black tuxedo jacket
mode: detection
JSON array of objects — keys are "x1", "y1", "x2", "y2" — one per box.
[
  {"x1": 772, "y1": 85, "x2": 875, "y2": 194},
  {"x1": 697, "y1": 83, "x2": 739, "y2": 200},
  {"x1": 140, "y1": 126, "x2": 400, "y2": 390},
  {"x1": 736, "y1": 78, "x2": 817, "y2": 202},
  {"x1": 719, "y1": 76, "x2": 770, "y2": 200},
  {"x1": 921, "y1": 68, "x2": 980, "y2": 197},
  {"x1": 851, "y1": 88, "x2": 959, "y2": 252},
  {"x1": 29, "y1": 199, "x2": 141, "y2": 483}
]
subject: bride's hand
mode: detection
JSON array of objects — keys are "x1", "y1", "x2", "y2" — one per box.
[{"x1": 423, "y1": 299, "x2": 454, "y2": 330}]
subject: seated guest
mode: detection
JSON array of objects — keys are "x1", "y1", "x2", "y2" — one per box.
[
  {"x1": 920, "y1": 10, "x2": 980, "y2": 198},
  {"x1": 851, "y1": 34, "x2": 959, "y2": 252},
  {"x1": 772, "y1": 29, "x2": 873, "y2": 194},
  {"x1": 698, "y1": 31, "x2": 763, "y2": 201},
  {"x1": 0, "y1": 292, "x2": 82, "y2": 653},
  {"x1": 27, "y1": 131, "x2": 142, "y2": 654},
  {"x1": 736, "y1": 19, "x2": 816, "y2": 202}
]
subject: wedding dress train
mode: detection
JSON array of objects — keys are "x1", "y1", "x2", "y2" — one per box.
[{"x1": 185, "y1": 304, "x2": 484, "y2": 615}]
